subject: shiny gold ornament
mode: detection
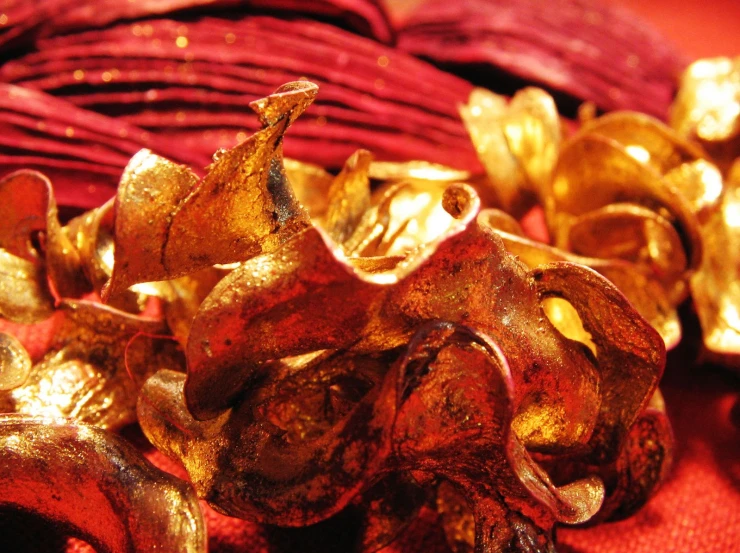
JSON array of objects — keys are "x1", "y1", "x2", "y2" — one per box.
[
  {"x1": 671, "y1": 57, "x2": 740, "y2": 171},
  {"x1": 3, "y1": 300, "x2": 183, "y2": 429},
  {"x1": 0, "y1": 414, "x2": 206, "y2": 553},
  {"x1": 0, "y1": 80, "x2": 681, "y2": 553},
  {"x1": 460, "y1": 86, "x2": 739, "y2": 352}
]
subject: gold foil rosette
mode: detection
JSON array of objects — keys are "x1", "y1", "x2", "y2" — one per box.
[
  {"x1": 0, "y1": 81, "x2": 677, "y2": 552},
  {"x1": 461, "y1": 59, "x2": 740, "y2": 365}
]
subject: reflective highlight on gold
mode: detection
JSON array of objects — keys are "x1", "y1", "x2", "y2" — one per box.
[{"x1": 672, "y1": 57, "x2": 740, "y2": 169}]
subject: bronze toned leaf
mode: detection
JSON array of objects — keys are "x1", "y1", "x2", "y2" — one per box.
[
  {"x1": 0, "y1": 414, "x2": 206, "y2": 553},
  {"x1": 485, "y1": 220, "x2": 681, "y2": 349},
  {"x1": 104, "y1": 82, "x2": 315, "y2": 300}
]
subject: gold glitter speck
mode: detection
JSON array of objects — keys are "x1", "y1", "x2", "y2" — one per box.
[
  {"x1": 225, "y1": 33, "x2": 236, "y2": 44},
  {"x1": 377, "y1": 55, "x2": 389, "y2": 68},
  {"x1": 65, "y1": 127, "x2": 75, "y2": 138},
  {"x1": 73, "y1": 70, "x2": 85, "y2": 81},
  {"x1": 176, "y1": 36, "x2": 189, "y2": 48}
]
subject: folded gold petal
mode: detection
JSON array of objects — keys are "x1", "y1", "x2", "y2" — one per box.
[
  {"x1": 671, "y1": 57, "x2": 740, "y2": 169},
  {"x1": 104, "y1": 82, "x2": 315, "y2": 299},
  {"x1": 368, "y1": 160, "x2": 471, "y2": 183},
  {"x1": 581, "y1": 111, "x2": 707, "y2": 174},
  {"x1": 549, "y1": 133, "x2": 702, "y2": 273},
  {"x1": 0, "y1": 248, "x2": 55, "y2": 324},
  {"x1": 8, "y1": 300, "x2": 183, "y2": 429},
  {"x1": 0, "y1": 170, "x2": 87, "y2": 299},
  {"x1": 284, "y1": 157, "x2": 335, "y2": 219},
  {"x1": 323, "y1": 149, "x2": 373, "y2": 245},
  {"x1": 486, "y1": 222, "x2": 681, "y2": 349},
  {"x1": 0, "y1": 414, "x2": 206, "y2": 553},
  {"x1": 460, "y1": 88, "x2": 529, "y2": 214},
  {"x1": 391, "y1": 323, "x2": 603, "y2": 551},
  {"x1": 504, "y1": 87, "x2": 561, "y2": 200},
  {"x1": 0, "y1": 332, "x2": 31, "y2": 391},
  {"x1": 344, "y1": 180, "x2": 464, "y2": 257},
  {"x1": 690, "y1": 159, "x2": 740, "y2": 362},
  {"x1": 532, "y1": 263, "x2": 665, "y2": 463},
  {"x1": 566, "y1": 203, "x2": 689, "y2": 301}
]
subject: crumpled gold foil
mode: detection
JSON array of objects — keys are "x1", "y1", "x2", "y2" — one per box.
[
  {"x1": 460, "y1": 72, "x2": 740, "y2": 360},
  {"x1": 0, "y1": 78, "x2": 704, "y2": 553}
]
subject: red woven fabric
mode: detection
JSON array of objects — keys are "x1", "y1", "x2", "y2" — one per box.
[{"x1": 1, "y1": 1, "x2": 739, "y2": 552}]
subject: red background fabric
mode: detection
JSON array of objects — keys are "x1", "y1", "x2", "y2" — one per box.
[{"x1": 1, "y1": 1, "x2": 739, "y2": 552}]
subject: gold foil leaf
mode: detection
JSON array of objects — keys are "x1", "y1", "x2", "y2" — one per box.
[
  {"x1": 0, "y1": 414, "x2": 206, "y2": 553},
  {"x1": 460, "y1": 87, "x2": 560, "y2": 215},
  {"x1": 0, "y1": 332, "x2": 31, "y2": 391},
  {"x1": 104, "y1": 82, "x2": 316, "y2": 299}
]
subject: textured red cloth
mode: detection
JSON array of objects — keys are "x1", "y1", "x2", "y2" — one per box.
[{"x1": 1, "y1": 1, "x2": 739, "y2": 553}]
